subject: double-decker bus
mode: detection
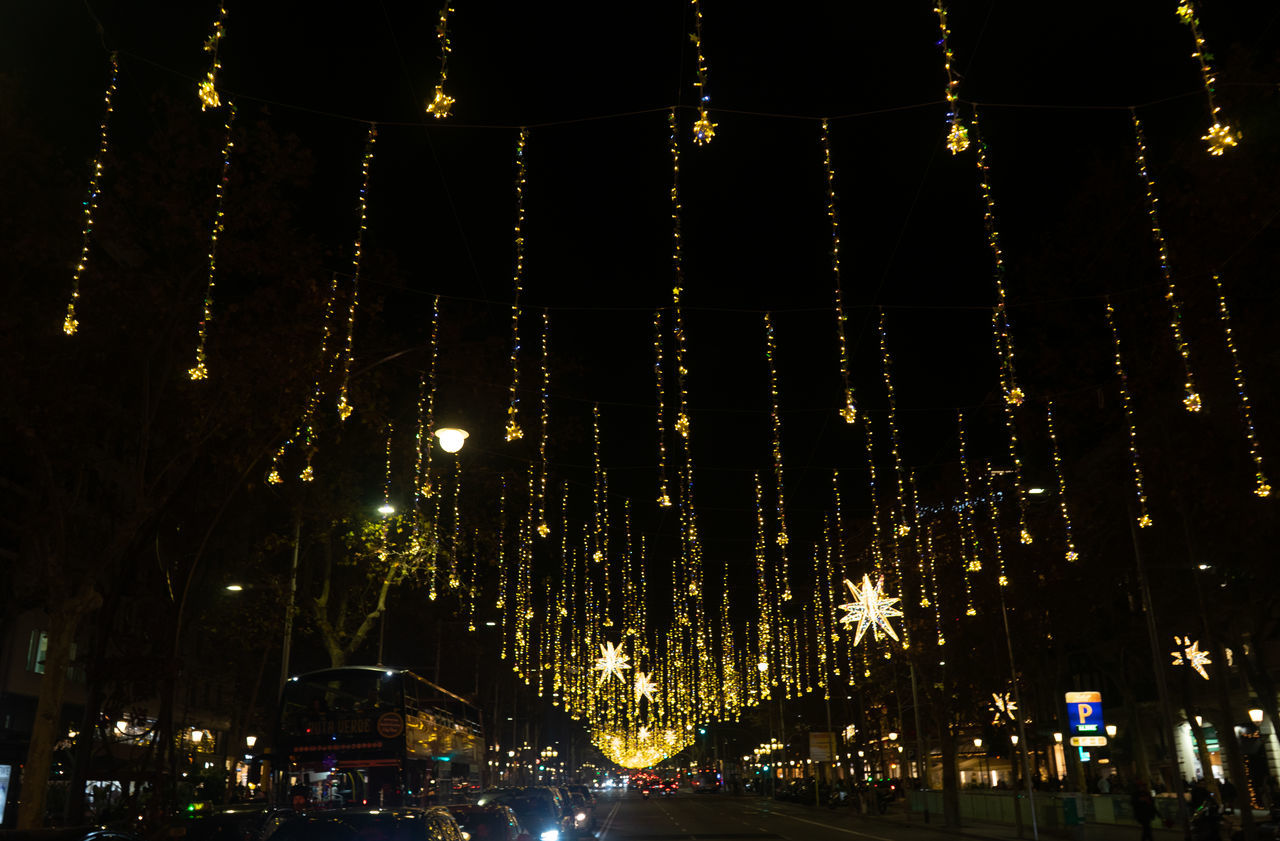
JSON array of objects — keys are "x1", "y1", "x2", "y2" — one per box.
[{"x1": 273, "y1": 666, "x2": 483, "y2": 809}]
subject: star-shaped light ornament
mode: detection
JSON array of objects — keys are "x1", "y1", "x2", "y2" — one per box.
[
  {"x1": 593, "y1": 640, "x2": 632, "y2": 683},
  {"x1": 837, "y1": 574, "x2": 903, "y2": 646},
  {"x1": 991, "y1": 692, "x2": 1017, "y2": 725},
  {"x1": 1171, "y1": 635, "x2": 1212, "y2": 680},
  {"x1": 1202, "y1": 123, "x2": 1239, "y2": 157},
  {"x1": 634, "y1": 672, "x2": 657, "y2": 703}
]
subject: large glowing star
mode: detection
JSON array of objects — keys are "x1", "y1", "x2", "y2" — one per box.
[
  {"x1": 593, "y1": 640, "x2": 632, "y2": 683},
  {"x1": 838, "y1": 574, "x2": 903, "y2": 646},
  {"x1": 1171, "y1": 635, "x2": 1212, "y2": 680},
  {"x1": 634, "y1": 672, "x2": 657, "y2": 703}
]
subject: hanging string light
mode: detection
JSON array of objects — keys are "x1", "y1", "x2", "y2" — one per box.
[
  {"x1": 878, "y1": 310, "x2": 913, "y2": 540},
  {"x1": 335, "y1": 124, "x2": 377, "y2": 422},
  {"x1": 862, "y1": 410, "x2": 886, "y2": 575},
  {"x1": 267, "y1": 275, "x2": 341, "y2": 484},
  {"x1": 957, "y1": 411, "x2": 980, "y2": 615},
  {"x1": 381, "y1": 421, "x2": 394, "y2": 513},
  {"x1": 63, "y1": 53, "x2": 119, "y2": 337},
  {"x1": 753, "y1": 473, "x2": 773, "y2": 695},
  {"x1": 667, "y1": 110, "x2": 692, "y2": 445},
  {"x1": 189, "y1": 102, "x2": 236, "y2": 381},
  {"x1": 933, "y1": 2, "x2": 969, "y2": 154},
  {"x1": 689, "y1": 0, "x2": 716, "y2": 145},
  {"x1": 197, "y1": 5, "x2": 227, "y2": 110},
  {"x1": 1045, "y1": 400, "x2": 1080, "y2": 561},
  {"x1": 592, "y1": 404, "x2": 606, "y2": 563},
  {"x1": 985, "y1": 464, "x2": 1008, "y2": 588},
  {"x1": 821, "y1": 119, "x2": 857, "y2": 423},
  {"x1": 1131, "y1": 112, "x2": 1202, "y2": 413},
  {"x1": 1213, "y1": 276, "x2": 1270, "y2": 497},
  {"x1": 424, "y1": 1, "x2": 456, "y2": 117},
  {"x1": 1104, "y1": 299, "x2": 1154, "y2": 528},
  {"x1": 497, "y1": 477, "x2": 509, "y2": 656},
  {"x1": 654, "y1": 309, "x2": 673, "y2": 507},
  {"x1": 972, "y1": 116, "x2": 1023, "y2": 408},
  {"x1": 422, "y1": 296, "x2": 440, "y2": 497},
  {"x1": 536, "y1": 309, "x2": 552, "y2": 535},
  {"x1": 505, "y1": 128, "x2": 529, "y2": 441},
  {"x1": 1175, "y1": 2, "x2": 1239, "y2": 155},
  {"x1": 763, "y1": 312, "x2": 790, "y2": 552},
  {"x1": 449, "y1": 457, "x2": 463, "y2": 589}
]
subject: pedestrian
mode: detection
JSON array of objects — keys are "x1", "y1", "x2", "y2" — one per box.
[
  {"x1": 1098, "y1": 775, "x2": 1111, "y2": 795},
  {"x1": 1132, "y1": 783, "x2": 1157, "y2": 841},
  {"x1": 1220, "y1": 779, "x2": 1237, "y2": 815},
  {"x1": 1189, "y1": 778, "x2": 1210, "y2": 813}
]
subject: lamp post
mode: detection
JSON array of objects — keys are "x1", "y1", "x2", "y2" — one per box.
[{"x1": 974, "y1": 738, "x2": 986, "y2": 787}]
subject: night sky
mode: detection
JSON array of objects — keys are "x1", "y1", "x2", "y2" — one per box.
[{"x1": 5, "y1": 1, "x2": 1279, "y2": 636}]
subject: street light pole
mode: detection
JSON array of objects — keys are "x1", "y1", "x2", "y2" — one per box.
[{"x1": 280, "y1": 511, "x2": 301, "y2": 700}]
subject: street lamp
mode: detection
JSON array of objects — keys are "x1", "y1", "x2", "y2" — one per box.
[
  {"x1": 435, "y1": 427, "x2": 469, "y2": 453},
  {"x1": 1250, "y1": 709, "x2": 1264, "y2": 724},
  {"x1": 1106, "y1": 724, "x2": 1118, "y2": 738}
]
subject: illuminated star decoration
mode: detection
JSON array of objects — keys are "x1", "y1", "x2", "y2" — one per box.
[
  {"x1": 634, "y1": 672, "x2": 657, "y2": 703},
  {"x1": 837, "y1": 574, "x2": 903, "y2": 646},
  {"x1": 990, "y1": 692, "x2": 1017, "y2": 725},
  {"x1": 594, "y1": 640, "x2": 632, "y2": 683},
  {"x1": 1171, "y1": 635, "x2": 1212, "y2": 680}
]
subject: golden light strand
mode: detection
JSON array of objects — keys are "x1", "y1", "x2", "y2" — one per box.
[
  {"x1": 424, "y1": 1, "x2": 456, "y2": 117},
  {"x1": 690, "y1": 0, "x2": 716, "y2": 145},
  {"x1": 63, "y1": 53, "x2": 119, "y2": 337},
  {"x1": 1104, "y1": 299, "x2": 1153, "y2": 528},
  {"x1": 972, "y1": 116, "x2": 1023, "y2": 407},
  {"x1": 197, "y1": 5, "x2": 227, "y2": 110},
  {"x1": 536, "y1": 309, "x2": 551, "y2": 535},
  {"x1": 1175, "y1": 2, "x2": 1240, "y2": 155},
  {"x1": 189, "y1": 101, "x2": 236, "y2": 381},
  {"x1": 878, "y1": 310, "x2": 913, "y2": 540},
  {"x1": 266, "y1": 274, "x2": 340, "y2": 485},
  {"x1": 1214, "y1": 275, "x2": 1271, "y2": 497},
  {"x1": 1132, "y1": 112, "x2": 1202, "y2": 413},
  {"x1": 668, "y1": 110, "x2": 692, "y2": 445},
  {"x1": 381, "y1": 422, "x2": 394, "y2": 515},
  {"x1": 957, "y1": 411, "x2": 979, "y2": 615},
  {"x1": 654, "y1": 309, "x2": 673, "y2": 507},
  {"x1": 997, "y1": 348, "x2": 1032, "y2": 543},
  {"x1": 933, "y1": 2, "x2": 969, "y2": 153},
  {"x1": 753, "y1": 473, "x2": 773, "y2": 697},
  {"x1": 498, "y1": 477, "x2": 509, "y2": 656},
  {"x1": 505, "y1": 128, "x2": 529, "y2": 441},
  {"x1": 449, "y1": 456, "x2": 463, "y2": 589},
  {"x1": 1045, "y1": 399, "x2": 1080, "y2": 561},
  {"x1": 985, "y1": 464, "x2": 1008, "y2": 588},
  {"x1": 924, "y1": 520, "x2": 945, "y2": 645},
  {"x1": 335, "y1": 124, "x2": 377, "y2": 422},
  {"x1": 911, "y1": 470, "x2": 929, "y2": 610},
  {"x1": 413, "y1": 371, "x2": 427, "y2": 510},
  {"x1": 422, "y1": 296, "x2": 440, "y2": 497},
  {"x1": 592, "y1": 403, "x2": 605, "y2": 563},
  {"x1": 821, "y1": 119, "x2": 857, "y2": 423},
  {"x1": 863, "y1": 411, "x2": 886, "y2": 575},
  {"x1": 763, "y1": 312, "x2": 791, "y2": 556}
]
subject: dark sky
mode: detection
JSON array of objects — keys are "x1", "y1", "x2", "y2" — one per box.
[{"x1": 7, "y1": 1, "x2": 1279, "y2": 610}]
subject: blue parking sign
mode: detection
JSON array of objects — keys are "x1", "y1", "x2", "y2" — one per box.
[{"x1": 1065, "y1": 691, "x2": 1106, "y2": 746}]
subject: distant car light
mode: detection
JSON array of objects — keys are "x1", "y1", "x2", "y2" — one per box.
[
  {"x1": 540, "y1": 832, "x2": 560, "y2": 841},
  {"x1": 576, "y1": 812, "x2": 586, "y2": 822},
  {"x1": 461, "y1": 833, "x2": 471, "y2": 841}
]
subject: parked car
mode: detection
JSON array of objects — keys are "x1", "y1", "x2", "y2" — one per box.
[
  {"x1": 263, "y1": 807, "x2": 463, "y2": 841},
  {"x1": 563, "y1": 793, "x2": 592, "y2": 837},
  {"x1": 445, "y1": 804, "x2": 529, "y2": 841},
  {"x1": 563, "y1": 786, "x2": 596, "y2": 832}
]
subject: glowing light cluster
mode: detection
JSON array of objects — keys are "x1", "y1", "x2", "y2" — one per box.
[
  {"x1": 505, "y1": 128, "x2": 529, "y2": 441},
  {"x1": 668, "y1": 111, "x2": 692, "y2": 444},
  {"x1": 690, "y1": 0, "x2": 716, "y2": 145},
  {"x1": 593, "y1": 640, "x2": 631, "y2": 683},
  {"x1": 189, "y1": 102, "x2": 236, "y2": 381},
  {"x1": 933, "y1": 2, "x2": 968, "y2": 153},
  {"x1": 1045, "y1": 400, "x2": 1079, "y2": 561},
  {"x1": 336, "y1": 125, "x2": 378, "y2": 422},
  {"x1": 821, "y1": 120, "x2": 856, "y2": 424},
  {"x1": 957, "y1": 411, "x2": 981, "y2": 616},
  {"x1": 1104, "y1": 299, "x2": 1153, "y2": 528},
  {"x1": 1213, "y1": 276, "x2": 1270, "y2": 498},
  {"x1": 63, "y1": 53, "x2": 119, "y2": 337},
  {"x1": 1175, "y1": 2, "x2": 1239, "y2": 155},
  {"x1": 1131, "y1": 113, "x2": 1201, "y2": 413},
  {"x1": 972, "y1": 118, "x2": 1023, "y2": 409},
  {"x1": 425, "y1": 2, "x2": 456, "y2": 117},
  {"x1": 198, "y1": 6, "x2": 227, "y2": 110},
  {"x1": 537, "y1": 309, "x2": 552, "y2": 535},
  {"x1": 878, "y1": 311, "x2": 913, "y2": 544}
]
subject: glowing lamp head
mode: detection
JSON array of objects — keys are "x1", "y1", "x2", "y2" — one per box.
[
  {"x1": 1053, "y1": 732, "x2": 1063, "y2": 743},
  {"x1": 225, "y1": 584, "x2": 243, "y2": 591},
  {"x1": 1250, "y1": 708, "x2": 1264, "y2": 724},
  {"x1": 245, "y1": 735, "x2": 258, "y2": 747},
  {"x1": 1106, "y1": 724, "x2": 1117, "y2": 738},
  {"x1": 377, "y1": 503, "x2": 395, "y2": 516},
  {"x1": 435, "y1": 427, "x2": 469, "y2": 453}
]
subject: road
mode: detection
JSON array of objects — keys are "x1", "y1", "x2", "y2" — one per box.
[{"x1": 591, "y1": 789, "x2": 948, "y2": 841}]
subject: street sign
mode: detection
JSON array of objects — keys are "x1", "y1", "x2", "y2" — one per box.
[
  {"x1": 1065, "y1": 691, "x2": 1107, "y2": 746},
  {"x1": 809, "y1": 732, "x2": 836, "y2": 762}
]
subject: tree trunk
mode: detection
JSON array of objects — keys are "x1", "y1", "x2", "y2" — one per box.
[
  {"x1": 940, "y1": 718, "x2": 961, "y2": 827},
  {"x1": 17, "y1": 582, "x2": 102, "y2": 829}
]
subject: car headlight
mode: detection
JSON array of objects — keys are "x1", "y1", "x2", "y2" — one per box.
[
  {"x1": 461, "y1": 834, "x2": 471, "y2": 841},
  {"x1": 576, "y1": 812, "x2": 586, "y2": 822},
  {"x1": 540, "y1": 831, "x2": 559, "y2": 841}
]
